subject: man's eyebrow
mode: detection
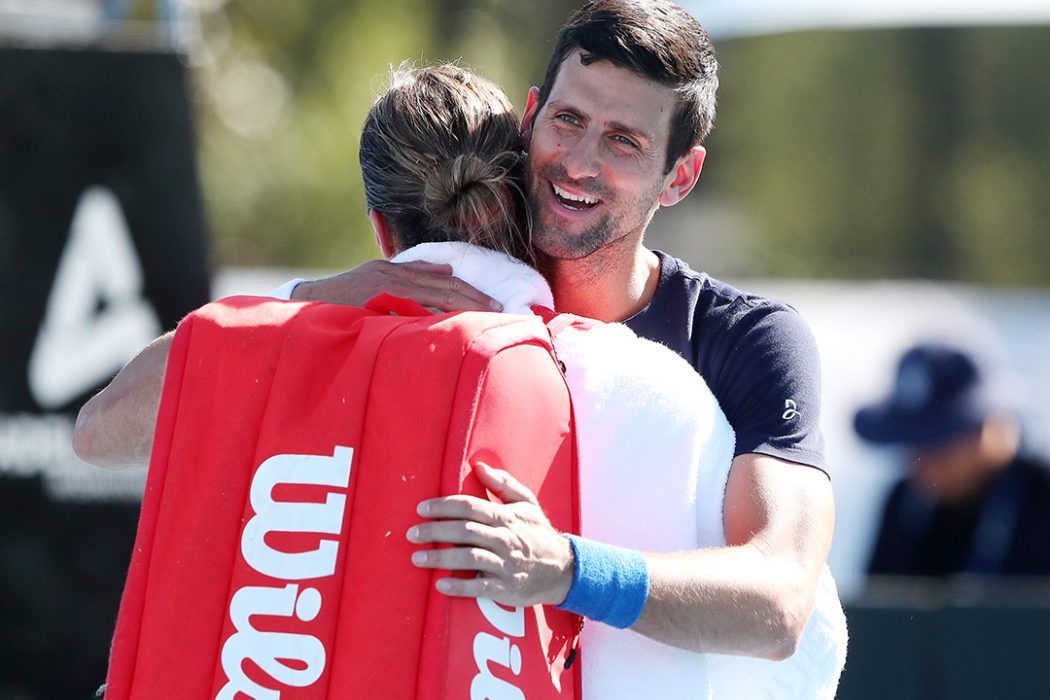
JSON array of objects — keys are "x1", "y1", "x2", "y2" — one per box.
[
  {"x1": 546, "y1": 99, "x2": 581, "y2": 118},
  {"x1": 546, "y1": 100, "x2": 656, "y2": 145},
  {"x1": 607, "y1": 120, "x2": 656, "y2": 145}
]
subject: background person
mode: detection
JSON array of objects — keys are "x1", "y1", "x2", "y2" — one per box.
[{"x1": 856, "y1": 340, "x2": 1050, "y2": 577}]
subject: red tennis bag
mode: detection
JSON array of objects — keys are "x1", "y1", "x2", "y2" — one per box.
[{"x1": 103, "y1": 294, "x2": 580, "y2": 700}]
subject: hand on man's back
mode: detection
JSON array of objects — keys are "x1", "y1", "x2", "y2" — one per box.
[{"x1": 291, "y1": 259, "x2": 502, "y2": 313}]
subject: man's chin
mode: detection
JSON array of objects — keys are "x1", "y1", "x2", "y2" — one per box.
[
  {"x1": 533, "y1": 236, "x2": 600, "y2": 262},
  {"x1": 532, "y1": 222, "x2": 609, "y2": 262}
]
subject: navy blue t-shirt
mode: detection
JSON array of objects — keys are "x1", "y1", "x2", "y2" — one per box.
[{"x1": 624, "y1": 252, "x2": 826, "y2": 472}]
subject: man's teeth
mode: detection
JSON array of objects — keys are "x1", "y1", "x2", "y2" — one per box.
[{"x1": 552, "y1": 183, "x2": 599, "y2": 208}]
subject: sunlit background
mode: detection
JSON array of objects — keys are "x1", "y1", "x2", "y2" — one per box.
[
  {"x1": 146, "y1": 0, "x2": 1050, "y2": 279},
  {"x1": 1, "y1": 0, "x2": 1049, "y2": 697}
]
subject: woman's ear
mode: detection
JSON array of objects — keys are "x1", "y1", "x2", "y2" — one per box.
[{"x1": 369, "y1": 209, "x2": 398, "y2": 259}]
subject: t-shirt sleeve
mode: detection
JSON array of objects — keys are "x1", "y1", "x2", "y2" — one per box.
[{"x1": 710, "y1": 302, "x2": 826, "y2": 472}]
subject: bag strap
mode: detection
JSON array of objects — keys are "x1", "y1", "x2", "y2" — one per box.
[
  {"x1": 531, "y1": 305, "x2": 598, "y2": 338},
  {"x1": 530, "y1": 304, "x2": 571, "y2": 336},
  {"x1": 532, "y1": 303, "x2": 586, "y2": 686}
]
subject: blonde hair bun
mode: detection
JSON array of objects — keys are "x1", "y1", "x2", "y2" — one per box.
[
  {"x1": 360, "y1": 63, "x2": 531, "y2": 263},
  {"x1": 423, "y1": 151, "x2": 523, "y2": 240}
]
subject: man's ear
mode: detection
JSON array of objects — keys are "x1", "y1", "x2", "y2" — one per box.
[
  {"x1": 520, "y1": 87, "x2": 541, "y2": 152},
  {"x1": 658, "y1": 146, "x2": 706, "y2": 207},
  {"x1": 369, "y1": 209, "x2": 398, "y2": 259}
]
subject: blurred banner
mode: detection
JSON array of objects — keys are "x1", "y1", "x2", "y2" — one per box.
[
  {"x1": 0, "y1": 47, "x2": 209, "y2": 697},
  {"x1": 684, "y1": 0, "x2": 1050, "y2": 39}
]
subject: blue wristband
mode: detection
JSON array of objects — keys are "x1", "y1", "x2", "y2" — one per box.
[{"x1": 555, "y1": 534, "x2": 649, "y2": 629}]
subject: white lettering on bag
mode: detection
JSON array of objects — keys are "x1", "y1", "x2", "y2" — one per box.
[
  {"x1": 472, "y1": 599, "x2": 526, "y2": 700},
  {"x1": 217, "y1": 584, "x2": 326, "y2": 700},
  {"x1": 218, "y1": 446, "x2": 353, "y2": 699},
  {"x1": 241, "y1": 447, "x2": 354, "y2": 580},
  {"x1": 477, "y1": 597, "x2": 525, "y2": 637}
]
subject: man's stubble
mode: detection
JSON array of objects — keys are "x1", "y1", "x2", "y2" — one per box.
[{"x1": 525, "y1": 161, "x2": 664, "y2": 266}]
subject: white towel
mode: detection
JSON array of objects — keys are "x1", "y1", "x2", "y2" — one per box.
[
  {"x1": 392, "y1": 242, "x2": 553, "y2": 315},
  {"x1": 553, "y1": 320, "x2": 735, "y2": 700}
]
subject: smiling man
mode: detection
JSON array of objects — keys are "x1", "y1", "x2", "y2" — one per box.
[
  {"x1": 519, "y1": 2, "x2": 713, "y2": 325},
  {"x1": 522, "y1": 51, "x2": 700, "y2": 323}
]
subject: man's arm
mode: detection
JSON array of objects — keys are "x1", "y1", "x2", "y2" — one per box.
[
  {"x1": 634, "y1": 453, "x2": 833, "y2": 659},
  {"x1": 290, "y1": 260, "x2": 501, "y2": 311},
  {"x1": 407, "y1": 453, "x2": 834, "y2": 660},
  {"x1": 72, "y1": 260, "x2": 498, "y2": 469},
  {"x1": 73, "y1": 331, "x2": 172, "y2": 470}
]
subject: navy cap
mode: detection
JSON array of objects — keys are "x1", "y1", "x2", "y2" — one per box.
[{"x1": 854, "y1": 343, "x2": 997, "y2": 446}]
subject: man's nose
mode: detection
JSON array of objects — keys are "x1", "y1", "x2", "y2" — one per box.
[{"x1": 561, "y1": 131, "x2": 601, "y2": 180}]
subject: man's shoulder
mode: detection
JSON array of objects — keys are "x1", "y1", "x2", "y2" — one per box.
[
  {"x1": 633, "y1": 250, "x2": 821, "y2": 388},
  {"x1": 649, "y1": 251, "x2": 806, "y2": 335},
  {"x1": 642, "y1": 252, "x2": 825, "y2": 470},
  {"x1": 657, "y1": 250, "x2": 789, "y2": 304}
]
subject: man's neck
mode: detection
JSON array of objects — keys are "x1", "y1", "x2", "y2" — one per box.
[{"x1": 543, "y1": 241, "x2": 661, "y2": 323}]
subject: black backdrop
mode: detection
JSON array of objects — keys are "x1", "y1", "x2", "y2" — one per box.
[
  {"x1": 838, "y1": 579, "x2": 1050, "y2": 699},
  {"x1": 0, "y1": 47, "x2": 209, "y2": 698}
]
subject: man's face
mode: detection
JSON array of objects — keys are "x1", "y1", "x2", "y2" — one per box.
[{"x1": 522, "y1": 52, "x2": 681, "y2": 261}]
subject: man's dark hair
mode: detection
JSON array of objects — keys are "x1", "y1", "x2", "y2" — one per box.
[{"x1": 536, "y1": 0, "x2": 719, "y2": 173}]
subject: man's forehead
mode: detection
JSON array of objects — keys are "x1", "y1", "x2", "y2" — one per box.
[{"x1": 545, "y1": 52, "x2": 675, "y2": 139}]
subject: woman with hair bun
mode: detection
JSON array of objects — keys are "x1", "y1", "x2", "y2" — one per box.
[
  {"x1": 359, "y1": 64, "x2": 532, "y2": 265},
  {"x1": 353, "y1": 64, "x2": 557, "y2": 315}
]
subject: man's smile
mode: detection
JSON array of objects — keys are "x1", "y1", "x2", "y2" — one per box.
[{"x1": 550, "y1": 181, "x2": 601, "y2": 211}]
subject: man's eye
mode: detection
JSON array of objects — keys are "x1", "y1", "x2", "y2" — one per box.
[
  {"x1": 612, "y1": 135, "x2": 638, "y2": 148},
  {"x1": 557, "y1": 114, "x2": 580, "y2": 126}
]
